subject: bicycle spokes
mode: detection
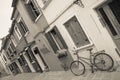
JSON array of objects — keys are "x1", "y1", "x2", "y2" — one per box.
[
  {"x1": 70, "y1": 61, "x2": 85, "y2": 76},
  {"x1": 94, "y1": 53, "x2": 114, "y2": 71}
]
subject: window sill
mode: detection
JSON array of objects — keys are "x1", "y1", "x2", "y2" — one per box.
[
  {"x1": 75, "y1": 43, "x2": 94, "y2": 51},
  {"x1": 24, "y1": 31, "x2": 29, "y2": 37},
  {"x1": 56, "y1": 49, "x2": 67, "y2": 54},
  {"x1": 34, "y1": 14, "x2": 42, "y2": 23},
  {"x1": 42, "y1": 0, "x2": 52, "y2": 10},
  {"x1": 18, "y1": 36, "x2": 22, "y2": 41}
]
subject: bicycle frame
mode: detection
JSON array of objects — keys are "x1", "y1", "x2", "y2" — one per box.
[
  {"x1": 74, "y1": 51, "x2": 95, "y2": 73},
  {"x1": 75, "y1": 49, "x2": 105, "y2": 67},
  {"x1": 79, "y1": 57, "x2": 93, "y2": 66},
  {"x1": 75, "y1": 50, "x2": 94, "y2": 66},
  {"x1": 71, "y1": 48, "x2": 114, "y2": 75}
]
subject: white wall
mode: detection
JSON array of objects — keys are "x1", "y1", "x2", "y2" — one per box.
[{"x1": 39, "y1": 0, "x2": 120, "y2": 61}]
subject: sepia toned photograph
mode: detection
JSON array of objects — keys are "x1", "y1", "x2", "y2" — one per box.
[{"x1": 0, "y1": 0, "x2": 120, "y2": 80}]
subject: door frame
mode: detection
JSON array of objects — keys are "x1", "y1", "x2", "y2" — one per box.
[{"x1": 94, "y1": 0, "x2": 120, "y2": 52}]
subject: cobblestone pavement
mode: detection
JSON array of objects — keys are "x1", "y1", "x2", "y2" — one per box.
[{"x1": 1, "y1": 67, "x2": 120, "y2": 80}]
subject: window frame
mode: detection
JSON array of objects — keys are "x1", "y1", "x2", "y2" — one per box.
[
  {"x1": 9, "y1": 44, "x2": 14, "y2": 53},
  {"x1": 45, "y1": 26, "x2": 68, "y2": 53},
  {"x1": 18, "y1": 55, "x2": 27, "y2": 66},
  {"x1": 25, "y1": 0, "x2": 42, "y2": 22},
  {"x1": 14, "y1": 25, "x2": 22, "y2": 40},
  {"x1": 17, "y1": 18, "x2": 29, "y2": 36},
  {"x1": 25, "y1": 48, "x2": 36, "y2": 63},
  {"x1": 3, "y1": 55, "x2": 7, "y2": 62},
  {"x1": 50, "y1": 29, "x2": 64, "y2": 50},
  {"x1": 6, "y1": 51, "x2": 10, "y2": 58},
  {"x1": 7, "y1": 48, "x2": 12, "y2": 55},
  {"x1": 63, "y1": 16, "x2": 93, "y2": 50},
  {"x1": 32, "y1": 46, "x2": 48, "y2": 67},
  {"x1": 11, "y1": 35, "x2": 17, "y2": 47}
]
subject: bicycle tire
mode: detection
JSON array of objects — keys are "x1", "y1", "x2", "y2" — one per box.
[
  {"x1": 94, "y1": 53, "x2": 114, "y2": 71},
  {"x1": 70, "y1": 61, "x2": 85, "y2": 76}
]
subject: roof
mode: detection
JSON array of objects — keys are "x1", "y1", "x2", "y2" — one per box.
[
  {"x1": 11, "y1": 7, "x2": 16, "y2": 20},
  {"x1": 11, "y1": 0, "x2": 18, "y2": 20},
  {"x1": 9, "y1": 20, "x2": 16, "y2": 35},
  {"x1": 1, "y1": 35, "x2": 10, "y2": 50},
  {"x1": 11, "y1": 0, "x2": 18, "y2": 7}
]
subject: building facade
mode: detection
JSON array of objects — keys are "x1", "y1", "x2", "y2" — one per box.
[
  {"x1": 0, "y1": 38, "x2": 12, "y2": 75},
  {"x1": 9, "y1": 0, "x2": 73, "y2": 73},
  {"x1": 36, "y1": 0, "x2": 120, "y2": 62},
  {"x1": 1, "y1": 0, "x2": 120, "y2": 75}
]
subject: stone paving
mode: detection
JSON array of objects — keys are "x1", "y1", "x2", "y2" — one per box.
[{"x1": 1, "y1": 67, "x2": 120, "y2": 80}]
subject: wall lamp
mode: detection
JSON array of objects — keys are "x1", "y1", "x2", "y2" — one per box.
[{"x1": 73, "y1": 0, "x2": 84, "y2": 8}]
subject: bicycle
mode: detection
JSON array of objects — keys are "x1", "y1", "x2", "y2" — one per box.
[{"x1": 70, "y1": 48, "x2": 114, "y2": 76}]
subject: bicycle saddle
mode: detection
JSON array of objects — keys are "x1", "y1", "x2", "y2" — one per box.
[{"x1": 87, "y1": 48, "x2": 93, "y2": 51}]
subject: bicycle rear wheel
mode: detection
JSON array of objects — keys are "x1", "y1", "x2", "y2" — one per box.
[
  {"x1": 70, "y1": 61, "x2": 85, "y2": 76},
  {"x1": 94, "y1": 53, "x2": 114, "y2": 71}
]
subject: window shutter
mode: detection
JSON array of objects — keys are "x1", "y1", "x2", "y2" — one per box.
[
  {"x1": 45, "y1": 32, "x2": 59, "y2": 53},
  {"x1": 16, "y1": 23, "x2": 25, "y2": 36},
  {"x1": 71, "y1": 18, "x2": 90, "y2": 46},
  {"x1": 64, "y1": 16, "x2": 90, "y2": 47},
  {"x1": 54, "y1": 26, "x2": 68, "y2": 49},
  {"x1": 25, "y1": 4, "x2": 36, "y2": 21}
]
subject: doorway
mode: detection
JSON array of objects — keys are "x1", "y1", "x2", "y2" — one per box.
[{"x1": 97, "y1": 0, "x2": 120, "y2": 51}]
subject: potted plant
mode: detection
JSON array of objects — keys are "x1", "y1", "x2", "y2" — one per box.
[{"x1": 56, "y1": 49, "x2": 67, "y2": 59}]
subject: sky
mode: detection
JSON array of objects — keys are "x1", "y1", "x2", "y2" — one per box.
[
  {"x1": 0, "y1": 0, "x2": 13, "y2": 66},
  {"x1": 0, "y1": 0, "x2": 13, "y2": 39}
]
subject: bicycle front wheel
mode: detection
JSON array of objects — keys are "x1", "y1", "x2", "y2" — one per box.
[
  {"x1": 70, "y1": 61, "x2": 85, "y2": 76},
  {"x1": 94, "y1": 53, "x2": 114, "y2": 71}
]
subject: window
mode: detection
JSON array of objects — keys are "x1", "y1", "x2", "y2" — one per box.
[
  {"x1": 12, "y1": 62, "x2": 20, "y2": 73},
  {"x1": 6, "y1": 42, "x2": 15, "y2": 57},
  {"x1": 12, "y1": 62, "x2": 18, "y2": 68},
  {"x1": 18, "y1": 19, "x2": 29, "y2": 36},
  {"x1": 20, "y1": 55, "x2": 27, "y2": 65},
  {"x1": 26, "y1": 48, "x2": 36, "y2": 62},
  {"x1": 25, "y1": 0, "x2": 41, "y2": 21},
  {"x1": 9, "y1": 65, "x2": 14, "y2": 71},
  {"x1": 25, "y1": 48, "x2": 43, "y2": 72},
  {"x1": 10, "y1": 42, "x2": 15, "y2": 51},
  {"x1": 3, "y1": 55, "x2": 7, "y2": 61},
  {"x1": 11, "y1": 35, "x2": 17, "y2": 47},
  {"x1": 9, "y1": 42, "x2": 15, "y2": 53},
  {"x1": 18, "y1": 55, "x2": 26, "y2": 66},
  {"x1": 33, "y1": 47, "x2": 48, "y2": 67},
  {"x1": 8, "y1": 48, "x2": 12, "y2": 55},
  {"x1": 64, "y1": 16, "x2": 90, "y2": 47},
  {"x1": 50, "y1": 29, "x2": 64, "y2": 49},
  {"x1": 14, "y1": 26, "x2": 22, "y2": 40},
  {"x1": 18, "y1": 58, "x2": 23, "y2": 66},
  {"x1": 6, "y1": 51, "x2": 10, "y2": 57},
  {"x1": 45, "y1": 26, "x2": 68, "y2": 53}
]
